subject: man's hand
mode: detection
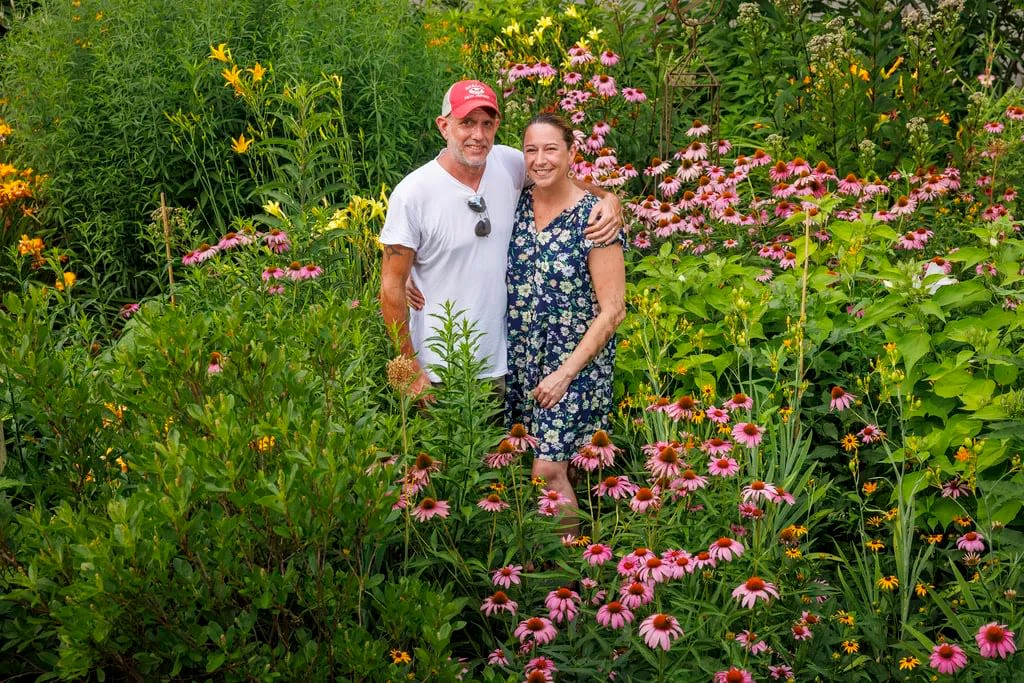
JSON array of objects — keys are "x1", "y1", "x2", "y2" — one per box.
[
  {"x1": 584, "y1": 192, "x2": 623, "y2": 245},
  {"x1": 406, "y1": 277, "x2": 425, "y2": 311},
  {"x1": 410, "y1": 368, "x2": 435, "y2": 405},
  {"x1": 532, "y1": 368, "x2": 573, "y2": 409}
]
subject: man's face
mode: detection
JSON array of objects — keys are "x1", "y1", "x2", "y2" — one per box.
[{"x1": 437, "y1": 108, "x2": 499, "y2": 169}]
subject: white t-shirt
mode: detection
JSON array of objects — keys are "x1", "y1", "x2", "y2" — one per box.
[{"x1": 380, "y1": 144, "x2": 525, "y2": 381}]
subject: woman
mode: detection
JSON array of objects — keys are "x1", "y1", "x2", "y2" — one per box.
[{"x1": 505, "y1": 112, "x2": 626, "y2": 516}]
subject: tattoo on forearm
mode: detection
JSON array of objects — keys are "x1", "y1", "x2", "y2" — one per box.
[{"x1": 383, "y1": 244, "x2": 411, "y2": 258}]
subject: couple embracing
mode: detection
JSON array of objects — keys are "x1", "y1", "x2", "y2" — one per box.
[{"x1": 379, "y1": 80, "x2": 626, "y2": 510}]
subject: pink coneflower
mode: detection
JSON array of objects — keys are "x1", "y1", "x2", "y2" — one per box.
[
  {"x1": 538, "y1": 488, "x2": 570, "y2": 516},
  {"x1": 976, "y1": 261, "x2": 998, "y2": 276},
  {"x1": 217, "y1": 231, "x2": 253, "y2": 250},
  {"x1": 492, "y1": 565, "x2": 523, "y2": 589},
  {"x1": 858, "y1": 424, "x2": 884, "y2": 444},
  {"x1": 291, "y1": 262, "x2": 322, "y2": 280},
  {"x1": 591, "y1": 74, "x2": 617, "y2": 97},
  {"x1": 480, "y1": 590, "x2": 518, "y2": 616},
  {"x1": 714, "y1": 667, "x2": 755, "y2": 683},
  {"x1": 506, "y1": 63, "x2": 531, "y2": 82},
  {"x1": 645, "y1": 157, "x2": 671, "y2": 176},
  {"x1": 665, "y1": 395, "x2": 699, "y2": 420},
  {"x1": 646, "y1": 445, "x2": 685, "y2": 479},
  {"x1": 266, "y1": 283, "x2": 285, "y2": 295},
  {"x1": 732, "y1": 422, "x2": 764, "y2": 448},
  {"x1": 587, "y1": 429, "x2": 619, "y2": 466},
  {"x1": 658, "y1": 175, "x2": 682, "y2": 197},
  {"x1": 478, "y1": 493, "x2": 510, "y2": 512},
  {"x1": 742, "y1": 480, "x2": 777, "y2": 502},
  {"x1": 683, "y1": 140, "x2": 708, "y2": 161},
  {"x1": 505, "y1": 423, "x2": 539, "y2": 451},
  {"x1": 409, "y1": 452, "x2": 441, "y2": 483},
  {"x1": 691, "y1": 550, "x2": 716, "y2": 570},
  {"x1": 599, "y1": 49, "x2": 620, "y2": 67},
  {"x1": 755, "y1": 268, "x2": 774, "y2": 283},
  {"x1": 736, "y1": 630, "x2": 768, "y2": 655},
  {"x1": 630, "y1": 486, "x2": 661, "y2": 513},
  {"x1": 568, "y1": 44, "x2": 594, "y2": 65},
  {"x1": 622, "y1": 86, "x2": 647, "y2": 103},
  {"x1": 663, "y1": 549, "x2": 694, "y2": 577},
  {"x1": 791, "y1": 623, "x2": 813, "y2": 640},
  {"x1": 673, "y1": 468, "x2": 708, "y2": 492},
  {"x1": 583, "y1": 543, "x2": 613, "y2": 565},
  {"x1": 514, "y1": 616, "x2": 558, "y2": 645},
  {"x1": 709, "y1": 537, "x2": 745, "y2": 562},
  {"x1": 487, "y1": 648, "x2": 509, "y2": 666},
  {"x1": 717, "y1": 139, "x2": 732, "y2": 155},
  {"x1": 890, "y1": 195, "x2": 917, "y2": 216},
  {"x1": 984, "y1": 121, "x2": 1005, "y2": 133},
  {"x1": 829, "y1": 386, "x2": 856, "y2": 411},
  {"x1": 768, "y1": 664, "x2": 794, "y2": 679},
  {"x1": 525, "y1": 656, "x2": 557, "y2": 678},
  {"x1": 263, "y1": 228, "x2": 290, "y2": 253},
  {"x1": 956, "y1": 531, "x2": 985, "y2": 553},
  {"x1": 771, "y1": 486, "x2": 796, "y2": 505},
  {"x1": 686, "y1": 119, "x2": 711, "y2": 137},
  {"x1": 639, "y1": 613, "x2": 683, "y2": 651},
  {"x1": 896, "y1": 232, "x2": 921, "y2": 250},
  {"x1": 544, "y1": 586, "x2": 580, "y2": 623},
  {"x1": 412, "y1": 497, "x2": 450, "y2": 522},
  {"x1": 596, "y1": 600, "x2": 634, "y2": 629},
  {"x1": 701, "y1": 438, "x2": 732, "y2": 456},
  {"x1": 739, "y1": 502, "x2": 764, "y2": 519},
  {"x1": 594, "y1": 475, "x2": 637, "y2": 499},
  {"x1": 534, "y1": 61, "x2": 557, "y2": 79},
  {"x1": 723, "y1": 393, "x2": 753, "y2": 410},
  {"x1": 750, "y1": 149, "x2": 771, "y2": 167},
  {"x1": 484, "y1": 439, "x2": 519, "y2": 468},
  {"x1": 976, "y1": 622, "x2": 1016, "y2": 658},
  {"x1": 207, "y1": 351, "x2": 224, "y2": 375},
  {"x1": 708, "y1": 456, "x2": 740, "y2": 477},
  {"x1": 119, "y1": 303, "x2": 140, "y2": 319},
  {"x1": 732, "y1": 576, "x2": 780, "y2": 608},
  {"x1": 562, "y1": 71, "x2": 583, "y2": 85},
  {"x1": 182, "y1": 243, "x2": 218, "y2": 265},
  {"x1": 523, "y1": 670, "x2": 551, "y2": 683},
  {"x1": 637, "y1": 555, "x2": 671, "y2": 584},
  {"x1": 929, "y1": 642, "x2": 967, "y2": 673},
  {"x1": 619, "y1": 580, "x2": 655, "y2": 609},
  {"x1": 779, "y1": 251, "x2": 797, "y2": 269},
  {"x1": 942, "y1": 477, "x2": 971, "y2": 499},
  {"x1": 616, "y1": 555, "x2": 640, "y2": 578},
  {"x1": 706, "y1": 406, "x2": 730, "y2": 423},
  {"x1": 571, "y1": 446, "x2": 603, "y2": 472},
  {"x1": 262, "y1": 266, "x2": 285, "y2": 281}
]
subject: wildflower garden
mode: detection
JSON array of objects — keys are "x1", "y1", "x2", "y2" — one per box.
[{"x1": 2, "y1": 0, "x2": 1024, "y2": 680}]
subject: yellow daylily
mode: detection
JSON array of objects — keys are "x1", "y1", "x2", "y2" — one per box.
[
  {"x1": 222, "y1": 65, "x2": 243, "y2": 91},
  {"x1": 209, "y1": 43, "x2": 231, "y2": 63},
  {"x1": 564, "y1": 5, "x2": 579, "y2": 19},
  {"x1": 263, "y1": 200, "x2": 284, "y2": 219},
  {"x1": 247, "y1": 62, "x2": 266, "y2": 82},
  {"x1": 536, "y1": 15, "x2": 553, "y2": 30},
  {"x1": 882, "y1": 55, "x2": 903, "y2": 79},
  {"x1": 55, "y1": 272, "x2": 76, "y2": 291},
  {"x1": 501, "y1": 20, "x2": 521, "y2": 36},
  {"x1": 231, "y1": 133, "x2": 253, "y2": 154},
  {"x1": 586, "y1": 27, "x2": 602, "y2": 41}
]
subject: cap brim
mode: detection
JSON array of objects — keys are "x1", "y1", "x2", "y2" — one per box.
[{"x1": 449, "y1": 100, "x2": 499, "y2": 119}]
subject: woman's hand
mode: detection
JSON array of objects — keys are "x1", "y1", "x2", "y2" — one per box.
[{"x1": 532, "y1": 369, "x2": 574, "y2": 409}]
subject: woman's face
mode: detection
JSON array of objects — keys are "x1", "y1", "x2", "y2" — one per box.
[{"x1": 523, "y1": 123, "x2": 573, "y2": 189}]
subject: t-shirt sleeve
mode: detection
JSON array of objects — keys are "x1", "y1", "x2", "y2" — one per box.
[
  {"x1": 379, "y1": 182, "x2": 421, "y2": 251},
  {"x1": 494, "y1": 144, "x2": 526, "y2": 193}
]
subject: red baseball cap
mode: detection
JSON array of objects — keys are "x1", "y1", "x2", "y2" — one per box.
[{"x1": 441, "y1": 80, "x2": 499, "y2": 119}]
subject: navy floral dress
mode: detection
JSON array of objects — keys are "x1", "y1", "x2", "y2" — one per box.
[{"x1": 505, "y1": 188, "x2": 618, "y2": 462}]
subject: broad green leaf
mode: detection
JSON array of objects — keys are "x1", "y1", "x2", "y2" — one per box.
[{"x1": 896, "y1": 330, "x2": 930, "y2": 376}]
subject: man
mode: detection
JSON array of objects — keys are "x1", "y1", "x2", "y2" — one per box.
[{"x1": 379, "y1": 80, "x2": 621, "y2": 397}]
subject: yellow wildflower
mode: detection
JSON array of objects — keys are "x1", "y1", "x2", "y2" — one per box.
[
  {"x1": 936, "y1": 111, "x2": 950, "y2": 125},
  {"x1": 489, "y1": 482, "x2": 506, "y2": 493},
  {"x1": 231, "y1": 133, "x2": 253, "y2": 154},
  {"x1": 835, "y1": 610, "x2": 855, "y2": 627},
  {"x1": 115, "y1": 456, "x2": 128, "y2": 473},
  {"x1": 536, "y1": 15, "x2": 554, "y2": 31},
  {"x1": 248, "y1": 62, "x2": 266, "y2": 82},
  {"x1": 915, "y1": 582, "x2": 932, "y2": 597},
  {"x1": 262, "y1": 200, "x2": 284, "y2": 219},
  {"x1": 882, "y1": 55, "x2": 903, "y2": 79},
  {"x1": 501, "y1": 20, "x2": 521, "y2": 36},
  {"x1": 922, "y1": 533, "x2": 944, "y2": 544},
  {"x1": 222, "y1": 64, "x2": 243, "y2": 91},
  {"x1": 866, "y1": 539, "x2": 884, "y2": 552},
  {"x1": 209, "y1": 43, "x2": 231, "y2": 63},
  {"x1": 898, "y1": 656, "x2": 919, "y2": 671},
  {"x1": 953, "y1": 515, "x2": 972, "y2": 527},
  {"x1": 389, "y1": 649, "x2": 412, "y2": 665},
  {"x1": 877, "y1": 575, "x2": 899, "y2": 591},
  {"x1": 17, "y1": 234, "x2": 44, "y2": 256},
  {"x1": 779, "y1": 406, "x2": 792, "y2": 423},
  {"x1": 586, "y1": 27, "x2": 602, "y2": 41},
  {"x1": 955, "y1": 446, "x2": 971, "y2": 462},
  {"x1": 55, "y1": 272, "x2": 76, "y2": 291},
  {"x1": 785, "y1": 548, "x2": 802, "y2": 558},
  {"x1": 841, "y1": 434, "x2": 859, "y2": 452},
  {"x1": 866, "y1": 515, "x2": 884, "y2": 527},
  {"x1": 862, "y1": 481, "x2": 878, "y2": 495},
  {"x1": 531, "y1": 476, "x2": 546, "y2": 487},
  {"x1": 841, "y1": 640, "x2": 859, "y2": 654},
  {"x1": 564, "y1": 5, "x2": 579, "y2": 18}
]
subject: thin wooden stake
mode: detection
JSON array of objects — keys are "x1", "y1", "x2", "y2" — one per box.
[{"x1": 160, "y1": 192, "x2": 176, "y2": 307}]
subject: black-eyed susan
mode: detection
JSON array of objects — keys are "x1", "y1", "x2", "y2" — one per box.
[
  {"x1": 898, "y1": 655, "x2": 919, "y2": 670},
  {"x1": 866, "y1": 539, "x2": 884, "y2": 552},
  {"x1": 877, "y1": 575, "x2": 899, "y2": 591},
  {"x1": 841, "y1": 640, "x2": 859, "y2": 654}
]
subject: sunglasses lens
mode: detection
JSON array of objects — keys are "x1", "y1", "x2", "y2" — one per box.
[
  {"x1": 475, "y1": 218, "x2": 491, "y2": 237},
  {"x1": 467, "y1": 195, "x2": 486, "y2": 213}
]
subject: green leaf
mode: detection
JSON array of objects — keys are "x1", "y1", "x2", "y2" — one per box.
[
  {"x1": 206, "y1": 652, "x2": 226, "y2": 673},
  {"x1": 896, "y1": 330, "x2": 930, "y2": 376}
]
